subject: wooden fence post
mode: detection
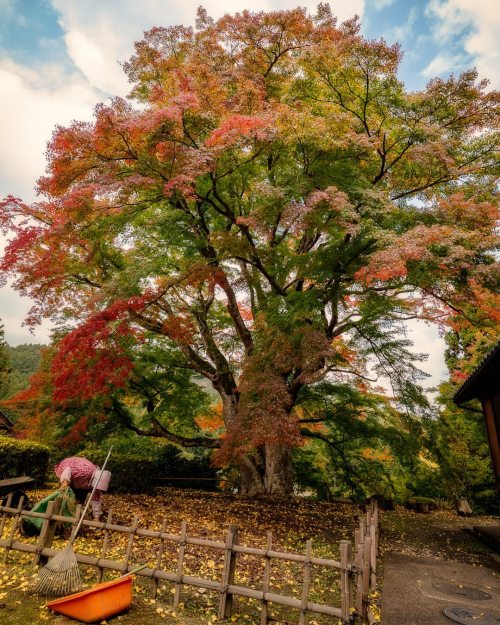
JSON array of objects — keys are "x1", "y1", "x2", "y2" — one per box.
[
  {"x1": 354, "y1": 528, "x2": 361, "y2": 552},
  {"x1": 359, "y1": 517, "x2": 366, "y2": 540},
  {"x1": 3, "y1": 495, "x2": 24, "y2": 563},
  {"x1": 361, "y1": 536, "x2": 372, "y2": 620},
  {"x1": 355, "y1": 538, "x2": 364, "y2": 616},
  {"x1": 152, "y1": 518, "x2": 168, "y2": 598},
  {"x1": 299, "y1": 539, "x2": 312, "y2": 625},
  {"x1": 35, "y1": 498, "x2": 62, "y2": 566},
  {"x1": 340, "y1": 540, "x2": 353, "y2": 624},
  {"x1": 372, "y1": 505, "x2": 379, "y2": 550},
  {"x1": 121, "y1": 514, "x2": 139, "y2": 573},
  {"x1": 0, "y1": 493, "x2": 13, "y2": 540},
  {"x1": 0, "y1": 499, "x2": 375, "y2": 624},
  {"x1": 218, "y1": 525, "x2": 238, "y2": 620},
  {"x1": 260, "y1": 531, "x2": 272, "y2": 625},
  {"x1": 97, "y1": 509, "x2": 113, "y2": 583},
  {"x1": 369, "y1": 524, "x2": 377, "y2": 590},
  {"x1": 173, "y1": 521, "x2": 187, "y2": 609}
]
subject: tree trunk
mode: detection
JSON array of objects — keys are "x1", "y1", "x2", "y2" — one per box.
[{"x1": 239, "y1": 444, "x2": 294, "y2": 497}]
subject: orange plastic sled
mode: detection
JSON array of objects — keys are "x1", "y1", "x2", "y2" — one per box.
[{"x1": 46, "y1": 574, "x2": 135, "y2": 623}]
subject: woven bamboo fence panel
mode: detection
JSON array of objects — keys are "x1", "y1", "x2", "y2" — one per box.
[{"x1": 0, "y1": 493, "x2": 379, "y2": 623}]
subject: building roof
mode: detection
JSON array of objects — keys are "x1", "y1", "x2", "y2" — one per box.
[
  {"x1": 0, "y1": 408, "x2": 14, "y2": 430},
  {"x1": 454, "y1": 342, "x2": 500, "y2": 405}
]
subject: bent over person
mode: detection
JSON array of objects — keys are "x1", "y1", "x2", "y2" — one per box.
[{"x1": 54, "y1": 456, "x2": 111, "y2": 521}]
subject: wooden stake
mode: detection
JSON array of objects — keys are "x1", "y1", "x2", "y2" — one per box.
[
  {"x1": 362, "y1": 537, "x2": 372, "y2": 620},
  {"x1": 3, "y1": 495, "x2": 24, "y2": 563},
  {"x1": 121, "y1": 514, "x2": 139, "y2": 573},
  {"x1": 340, "y1": 540, "x2": 352, "y2": 624},
  {"x1": 299, "y1": 540, "x2": 312, "y2": 625},
  {"x1": 260, "y1": 532, "x2": 272, "y2": 625},
  {"x1": 369, "y1": 525, "x2": 377, "y2": 590},
  {"x1": 97, "y1": 509, "x2": 113, "y2": 583},
  {"x1": 355, "y1": 540, "x2": 364, "y2": 616},
  {"x1": 359, "y1": 517, "x2": 366, "y2": 540},
  {"x1": 354, "y1": 528, "x2": 361, "y2": 551},
  {"x1": 218, "y1": 525, "x2": 238, "y2": 620},
  {"x1": 0, "y1": 493, "x2": 13, "y2": 540},
  {"x1": 173, "y1": 521, "x2": 187, "y2": 609},
  {"x1": 36, "y1": 498, "x2": 62, "y2": 566},
  {"x1": 153, "y1": 518, "x2": 168, "y2": 598}
]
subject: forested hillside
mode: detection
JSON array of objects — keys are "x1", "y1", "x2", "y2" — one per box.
[{"x1": 0, "y1": 329, "x2": 42, "y2": 400}]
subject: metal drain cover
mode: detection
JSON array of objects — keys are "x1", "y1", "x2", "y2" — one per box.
[
  {"x1": 433, "y1": 581, "x2": 492, "y2": 600},
  {"x1": 443, "y1": 606, "x2": 500, "y2": 625}
]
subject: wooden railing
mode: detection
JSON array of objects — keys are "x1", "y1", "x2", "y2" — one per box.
[
  {"x1": 355, "y1": 502, "x2": 379, "y2": 622},
  {"x1": 0, "y1": 492, "x2": 379, "y2": 623}
]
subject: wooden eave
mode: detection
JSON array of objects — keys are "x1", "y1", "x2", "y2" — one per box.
[
  {"x1": 0, "y1": 409, "x2": 14, "y2": 429},
  {"x1": 453, "y1": 342, "x2": 500, "y2": 405}
]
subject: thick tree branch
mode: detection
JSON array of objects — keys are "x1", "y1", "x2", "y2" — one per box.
[
  {"x1": 217, "y1": 273, "x2": 254, "y2": 355},
  {"x1": 112, "y1": 400, "x2": 221, "y2": 448}
]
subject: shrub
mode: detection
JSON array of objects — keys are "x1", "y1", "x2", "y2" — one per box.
[
  {"x1": 407, "y1": 496, "x2": 438, "y2": 510},
  {"x1": 470, "y1": 488, "x2": 498, "y2": 515},
  {"x1": 156, "y1": 445, "x2": 217, "y2": 490},
  {"x1": 0, "y1": 435, "x2": 50, "y2": 484},
  {"x1": 79, "y1": 449, "x2": 157, "y2": 494},
  {"x1": 80, "y1": 434, "x2": 217, "y2": 492}
]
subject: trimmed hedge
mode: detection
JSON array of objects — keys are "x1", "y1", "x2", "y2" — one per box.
[
  {"x1": 78, "y1": 443, "x2": 217, "y2": 493},
  {"x1": 80, "y1": 450, "x2": 157, "y2": 494},
  {"x1": 0, "y1": 435, "x2": 50, "y2": 484},
  {"x1": 157, "y1": 445, "x2": 217, "y2": 490}
]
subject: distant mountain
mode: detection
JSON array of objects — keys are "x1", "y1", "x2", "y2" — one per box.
[{"x1": 2, "y1": 343, "x2": 43, "y2": 398}]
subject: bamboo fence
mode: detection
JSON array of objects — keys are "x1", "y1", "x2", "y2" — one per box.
[{"x1": 0, "y1": 492, "x2": 379, "y2": 623}]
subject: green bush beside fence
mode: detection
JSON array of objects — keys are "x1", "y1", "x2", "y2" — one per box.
[
  {"x1": 79, "y1": 450, "x2": 157, "y2": 493},
  {"x1": 157, "y1": 445, "x2": 217, "y2": 490},
  {"x1": 0, "y1": 435, "x2": 50, "y2": 484},
  {"x1": 78, "y1": 440, "x2": 217, "y2": 493}
]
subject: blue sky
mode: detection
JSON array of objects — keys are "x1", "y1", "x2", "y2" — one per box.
[
  {"x1": 0, "y1": 0, "x2": 498, "y2": 384},
  {"x1": 1, "y1": 1, "x2": 497, "y2": 99}
]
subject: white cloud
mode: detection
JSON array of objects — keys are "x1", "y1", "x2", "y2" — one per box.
[
  {"x1": 421, "y1": 53, "x2": 461, "y2": 78},
  {"x1": 372, "y1": 0, "x2": 395, "y2": 9},
  {"x1": 426, "y1": 0, "x2": 500, "y2": 88},
  {"x1": 0, "y1": 58, "x2": 99, "y2": 345},
  {"x1": 406, "y1": 320, "x2": 447, "y2": 389},
  {"x1": 50, "y1": 0, "x2": 365, "y2": 96},
  {"x1": 0, "y1": 0, "x2": 15, "y2": 15},
  {"x1": 0, "y1": 58, "x2": 99, "y2": 201},
  {"x1": 64, "y1": 28, "x2": 128, "y2": 96},
  {"x1": 367, "y1": 318, "x2": 447, "y2": 399},
  {"x1": 0, "y1": 283, "x2": 51, "y2": 345},
  {"x1": 425, "y1": 0, "x2": 468, "y2": 39},
  {"x1": 383, "y1": 6, "x2": 418, "y2": 44},
  {"x1": 0, "y1": 0, "x2": 27, "y2": 29}
]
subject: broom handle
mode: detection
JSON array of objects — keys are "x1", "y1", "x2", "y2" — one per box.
[{"x1": 69, "y1": 446, "x2": 113, "y2": 545}]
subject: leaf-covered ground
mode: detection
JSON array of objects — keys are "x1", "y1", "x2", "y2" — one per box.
[
  {"x1": 0, "y1": 488, "x2": 497, "y2": 624},
  {"x1": 380, "y1": 506, "x2": 499, "y2": 565}
]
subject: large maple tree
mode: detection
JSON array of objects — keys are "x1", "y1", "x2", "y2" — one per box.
[{"x1": 1, "y1": 7, "x2": 498, "y2": 495}]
